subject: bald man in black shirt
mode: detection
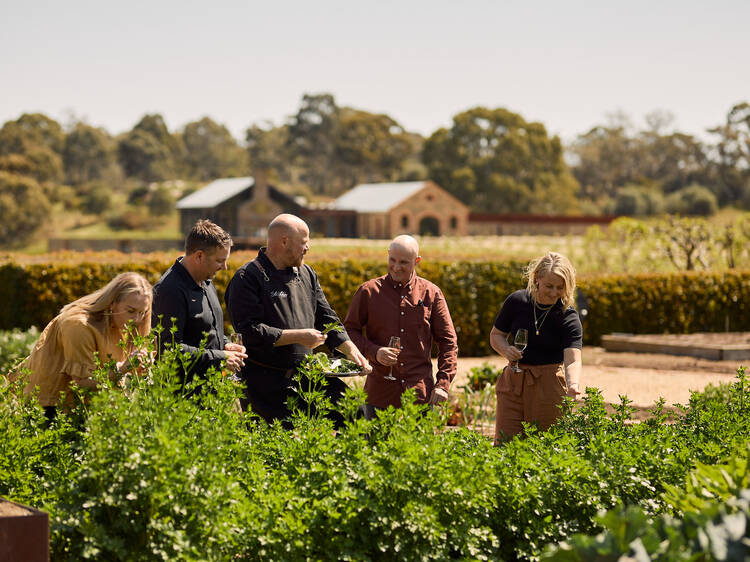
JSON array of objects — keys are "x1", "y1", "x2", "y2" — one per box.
[{"x1": 225, "y1": 214, "x2": 371, "y2": 424}]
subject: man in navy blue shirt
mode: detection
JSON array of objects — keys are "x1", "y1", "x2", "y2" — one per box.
[{"x1": 152, "y1": 220, "x2": 246, "y2": 388}]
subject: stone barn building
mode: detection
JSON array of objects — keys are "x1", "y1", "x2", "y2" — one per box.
[
  {"x1": 177, "y1": 177, "x2": 611, "y2": 241},
  {"x1": 176, "y1": 175, "x2": 302, "y2": 242},
  {"x1": 320, "y1": 181, "x2": 471, "y2": 239}
]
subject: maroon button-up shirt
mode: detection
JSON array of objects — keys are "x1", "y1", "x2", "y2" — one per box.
[{"x1": 344, "y1": 273, "x2": 458, "y2": 408}]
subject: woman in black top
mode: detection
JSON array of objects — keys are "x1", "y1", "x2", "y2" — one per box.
[{"x1": 489, "y1": 252, "x2": 582, "y2": 442}]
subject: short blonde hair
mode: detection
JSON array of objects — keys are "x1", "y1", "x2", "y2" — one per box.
[
  {"x1": 61, "y1": 272, "x2": 152, "y2": 340},
  {"x1": 525, "y1": 252, "x2": 576, "y2": 308}
]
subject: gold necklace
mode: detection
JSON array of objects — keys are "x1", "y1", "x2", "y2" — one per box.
[{"x1": 533, "y1": 301, "x2": 553, "y2": 335}]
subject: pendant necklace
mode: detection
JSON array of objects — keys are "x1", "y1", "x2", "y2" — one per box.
[{"x1": 533, "y1": 301, "x2": 553, "y2": 335}]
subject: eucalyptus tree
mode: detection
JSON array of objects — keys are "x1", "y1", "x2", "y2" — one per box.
[{"x1": 423, "y1": 106, "x2": 579, "y2": 213}]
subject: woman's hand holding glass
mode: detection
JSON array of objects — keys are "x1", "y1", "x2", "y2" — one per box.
[{"x1": 510, "y1": 329, "x2": 527, "y2": 373}]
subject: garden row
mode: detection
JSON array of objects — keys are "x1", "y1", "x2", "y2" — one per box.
[
  {"x1": 1, "y1": 333, "x2": 749, "y2": 560},
  {"x1": 2, "y1": 259, "x2": 749, "y2": 354}
]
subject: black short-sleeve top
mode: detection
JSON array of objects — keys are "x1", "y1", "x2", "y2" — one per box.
[{"x1": 494, "y1": 289, "x2": 583, "y2": 365}]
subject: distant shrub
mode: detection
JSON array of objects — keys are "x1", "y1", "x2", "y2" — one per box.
[
  {"x1": 79, "y1": 181, "x2": 112, "y2": 214},
  {"x1": 665, "y1": 184, "x2": 718, "y2": 216},
  {"x1": 147, "y1": 185, "x2": 174, "y2": 216},
  {"x1": 126, "y1": 185, "x2": 150, "y2": 205},
  {"x1": 106, "y1": 208, "x2": 151, "y2": 230},
  {"x1": 612, "y1": 185, "x2": 664, "y2": 216},
  {"x1": 49, "y1": 184, "x2": 78, "y2": 210}
]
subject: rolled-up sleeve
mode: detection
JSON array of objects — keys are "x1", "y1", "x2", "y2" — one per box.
[
  {"x1": 226, "y1": 268, "x2": 283, "y2": 350},
  {"x1": 310, "y1": 268, "x2": 349, "y2": 350},
  {"x1": 343, "y1": 285, "x2": 381, "y2": 362},
  {"x1": 431, "y1": 289, "x2": 458, "y2": 392}
]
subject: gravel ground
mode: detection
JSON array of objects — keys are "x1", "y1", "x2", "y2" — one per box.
[{"x1": 445, "y1": 346, "x2": 745, "y2": 407}]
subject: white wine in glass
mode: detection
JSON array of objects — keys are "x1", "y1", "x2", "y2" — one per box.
[
  {"x1": 511, "y1": 329, "x2": 528, "y2": 373},
  {"x1": 384, "y1": 336, "x2": 401, "y2": 380},
  {"x1": 227, "y1": 333, "x2": 243, "y2": 381}
]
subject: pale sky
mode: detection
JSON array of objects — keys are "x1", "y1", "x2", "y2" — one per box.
[{"x1": 1, "y1": 0, "x2": 747, "y2": 144}]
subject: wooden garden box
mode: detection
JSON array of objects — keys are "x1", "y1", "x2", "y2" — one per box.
[{"x1": 0, "y1": 498, "x2": 49, "y2": 562}]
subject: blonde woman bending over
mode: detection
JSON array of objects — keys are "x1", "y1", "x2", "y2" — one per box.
[
  {"x1": 489, "y1": 252, "x2": 583, "y2": 442},
  {"x1": 19, "y1": 272, "x2": 152, "y2": 419}
]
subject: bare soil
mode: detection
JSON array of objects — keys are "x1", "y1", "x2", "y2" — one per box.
[
  {"x1": 0, "y1": 500, "x2": 33, "y2": 517},
  {"x1": 446, "y1": 344, "x2": 746, "y2": 409}
]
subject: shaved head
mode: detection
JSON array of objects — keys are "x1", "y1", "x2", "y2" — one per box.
[
  {"x1": 387, "y1": 235, "x2": 421, "y2": 284},
  {"x1": 389, "y1": 235, "x2": 419, "y2": 259},
  {"x1": 268, "y1": 213, "x2": 308, "y2": 241},
  {"x1": 266, "y1": 214, "x2": 310, "y2": 269}
]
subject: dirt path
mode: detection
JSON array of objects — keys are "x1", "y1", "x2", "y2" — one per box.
[{"x1": 444, "y1": 347, "x2": 745, "y2": 407}]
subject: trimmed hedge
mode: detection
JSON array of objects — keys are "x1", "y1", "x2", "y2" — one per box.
[{"x1": 1, "y1": 258, "x2": 749, "y2": 355}]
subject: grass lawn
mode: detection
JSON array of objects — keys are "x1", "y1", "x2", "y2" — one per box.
[
  {"x1": 306, "y1": 234, "x2": 584, "y2": 264},
  {"x1": 62, "y1": 213, "x2": 180, "y2": 240}
]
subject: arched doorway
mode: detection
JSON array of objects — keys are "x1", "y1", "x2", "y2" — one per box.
[{"x1": 419, "y1": 216, "x2": 440, "y2": 236}]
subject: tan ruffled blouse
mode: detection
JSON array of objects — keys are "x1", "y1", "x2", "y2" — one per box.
[{"x1": 20, "y1": 310, "x2": 124, "y2": 407}]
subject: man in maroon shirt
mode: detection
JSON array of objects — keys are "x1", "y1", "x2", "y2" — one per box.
[{"x1": 344, "y1": 235, "x2": 458, "y2": 412}]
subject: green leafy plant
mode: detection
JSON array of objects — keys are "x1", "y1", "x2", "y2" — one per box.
[
  {"x1": 2, "y1": 339, "x2": 749, "y2": 560},
  {"x1": 542, "y1": 444, "x2": 750, "y2": 562},
  {"x1": 305, "y1": 351, "x2": 359, "y2": 374},
  {"x1": 0, "y1": 326, "x2": 39, "y2": 374},
  {"x1": 464, "y1": 362, "x2": 502, "y2": 391},
  {"x1": 321, "y1": 321, "x2": 344, "y2": 335}
]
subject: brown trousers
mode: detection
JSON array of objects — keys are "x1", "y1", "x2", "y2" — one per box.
[{"x1": 494, "y1": 363, "x2": 567, "y2": 443}]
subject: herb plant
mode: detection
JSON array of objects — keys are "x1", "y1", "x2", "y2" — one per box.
[{"x1": 1, "y1": 330, "x2": 749, "y2": 561}]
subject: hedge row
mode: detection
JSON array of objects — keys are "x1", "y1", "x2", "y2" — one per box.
[{"x1": 1, "y1": 258, "x2": 749, "y2": 354}]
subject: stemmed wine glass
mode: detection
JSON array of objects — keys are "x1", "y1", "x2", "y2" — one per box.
[
  {"x1": 511, "y1": 329, "x2": 527, "y2": 373},
  {"x1": 227, "y1": 333, "x2": 243, "y2": 381},
  {"x1": 383, "y1": 336, "x2": 401, "y2": 381}
]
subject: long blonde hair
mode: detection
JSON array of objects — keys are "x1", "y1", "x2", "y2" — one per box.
[
  {"x1": 525, "y1": 252, "x2": 577, "y2": 308},
  {"x1": 61, "y1": 272, "x2": 152, "y2": 342}
]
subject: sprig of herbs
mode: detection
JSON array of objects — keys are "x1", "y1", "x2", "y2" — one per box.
[{"x1": 322, "y1": 321, "x2": 344, "y2": 335}]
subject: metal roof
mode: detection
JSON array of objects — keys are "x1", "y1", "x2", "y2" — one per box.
[
  {"x1": 176, "y1": 177, "x2": 254, "y2": 209},
  {"x1": 333, "y1": 181, "x2": 426, "y2": 212}
]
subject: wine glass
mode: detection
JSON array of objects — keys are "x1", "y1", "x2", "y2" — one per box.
[
  {"x1": 384, "y1": 336, "x2": 401, "y2": 381},
  {"x1": 511, "y1": 329, "x2": 527, "y2": 373},
  {"x1": 227, "y1": 333, "x2": 243, "y2": 381}
]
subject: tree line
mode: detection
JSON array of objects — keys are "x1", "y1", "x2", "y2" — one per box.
[{"x1": 1, "y1": 94, "x2": 748, "y2": 246}]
